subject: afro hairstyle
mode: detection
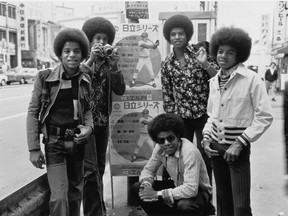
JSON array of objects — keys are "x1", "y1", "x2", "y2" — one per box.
[
  {"x1": 53, "y1": 28, "x2": 89, "y2": 60},
  {"x1": 163, "y1": 14, "x2": 194, "y2": 43},
  {"x1": 148, "y1": 113, "x2": 184, "y2": 143},
  {"x1": 210, "y1": 26, "x2": 252, "y2": 63},
  {"x1": 82, "y1": 17, "x2": 116, "y2": 45}
]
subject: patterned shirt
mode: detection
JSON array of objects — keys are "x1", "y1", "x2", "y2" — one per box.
[
  {"x1": 90, "y1": 60, "x2": 110, "y2": 126},
  {"x1": 161, "y1": 44, "x2": 219, "y2": 119}
]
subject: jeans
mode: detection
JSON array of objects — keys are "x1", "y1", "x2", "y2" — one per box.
[
  {"x1": 45, "y1": 136, "x2": 85, "y2": 216},
  {"x1": 210, "y1": 141, "x2": 252, "y2": 216},
  {"x1": 132, "y1": 180, "x2": 209, "y2": 216},
  {"x1": 83, "y1": 126, "x2": 108, "y2": 216}
]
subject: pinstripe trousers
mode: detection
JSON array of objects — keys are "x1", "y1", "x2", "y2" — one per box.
[{"x1": 210, "y1": 142, "x2": 253, "y2": 216}]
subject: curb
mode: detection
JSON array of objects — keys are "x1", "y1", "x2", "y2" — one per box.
[{"x1": 0, "y1": 174, "x2": 50, "y2": 216}]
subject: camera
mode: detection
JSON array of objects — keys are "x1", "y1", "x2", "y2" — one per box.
[
  {"x1": 103, "y1": 44, "x2": 114, "y2": 57},
  {"x1": 64, "y1": 127, "x2": 81, "y2": 141},
  {"x1": 103, "y1": 45, "x2": 113, "y2": 56}
]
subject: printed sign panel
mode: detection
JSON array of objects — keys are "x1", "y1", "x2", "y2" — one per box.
[
  {"x1": 125, "y1": 1, "x2": 149, "y2": 19},
  {"x1": 109, "y1": 23, "x2": 164, "y2": 176}
]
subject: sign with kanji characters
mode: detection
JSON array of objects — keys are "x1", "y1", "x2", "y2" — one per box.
[
  {"x1": 109, "y1": 23, "x2": 164, "y2": 176},
  {"x1": 18, "y1": 2, "x2": 27, "y2": 50},
  {"x1": 273, "y1": 1, "x2": 286, "y2": 46},
  {"x1": 125, "y1": 1, "x2": 149, "y2": 20}
]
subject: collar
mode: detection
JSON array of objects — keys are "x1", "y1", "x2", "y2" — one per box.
[
  {"x1": 168, "y1": 44, "x2": 196, "y2": 61},
  {"x1": 46, "y1": 64, "x2": 90, "y2": 84},
  {"x1": 220, "y1": 64, "x2": 239, "y2": 77},
  {"x1": 217, "y1": 63, "x2": 248, "y2": 79}
]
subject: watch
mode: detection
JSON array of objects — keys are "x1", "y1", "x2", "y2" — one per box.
[{"x1": 157, "y1": 191, "x2": 162, "y2": 198}]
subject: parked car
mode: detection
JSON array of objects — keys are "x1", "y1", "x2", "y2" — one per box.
[
  {"x1": 6, "y1": 67, "x2": 38, "y2": 85},
  {"x1": 0, "y1": 69, "x2": 8, "y2": 86}
]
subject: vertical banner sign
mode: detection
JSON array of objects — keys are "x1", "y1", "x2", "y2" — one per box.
[
  {"x1": 260, "y1": 14, "x2": 270, "y2": 47},
  {"x1": 109, "y1": 23, "x2": 164, "y2": 176},
  {"x1": 273, "y1": 1, "x2": 285, "y2": 46},
  {"x1": 18, "y1": 3, "x2": 27, "y2": 50}
]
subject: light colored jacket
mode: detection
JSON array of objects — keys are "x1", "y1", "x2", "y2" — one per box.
[
  {"x1": 26, "y1": 64, "x2": 93, "y2": 151},
  {"x1": 203, "y1": 63, "x2": 273, "y2": 144}
]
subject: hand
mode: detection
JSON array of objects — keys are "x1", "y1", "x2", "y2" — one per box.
[
  {"x1": 30, "y1": 150, "x2": 46, "y2": 169},
  {"x1": 74, "y1": 125, "x2": 92, "y2": 144},
  {"x1": 139, "y1": 183, "x2": 157, "y2": 201},
  {"x1": 224, "y1": 141, "x2": 242, "y2": 163},
  {"x1": 91, "y1": 43, "x2": 105, "y2": 60},
  {"x1": 195, "y1": 46, "x2": 208, "y2": 65},
  {"x1": 202, "y1": 139, "x2": 219, "y2": 158},
  {"x1": 79, "y1": 62, "x2": 91, "y2": 73}
]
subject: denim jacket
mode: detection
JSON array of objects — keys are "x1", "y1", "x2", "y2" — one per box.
[{"x1": 26, "y1": 64, "x2": 93, "y2": 151}]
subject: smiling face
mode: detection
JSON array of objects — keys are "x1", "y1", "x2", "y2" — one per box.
[
  {"x1": 157, "y1": 131, "x2": 180, "y2": 155},
  {"x1": 61, "y1": 41, "x2": 82, "y2": 75},
  {"x1": 216, "y1": 45, "x2": 237, "y2": 70},
  {"x1": 170, "y1": 27, "x2": 187, "y2": 49}
]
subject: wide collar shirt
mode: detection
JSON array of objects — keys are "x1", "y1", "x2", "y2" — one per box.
[{"x1": 161, "y1": 44, "x2": 219, "y2": 119}]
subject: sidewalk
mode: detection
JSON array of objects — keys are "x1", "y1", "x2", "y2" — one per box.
[
  {"x1": 101, "y1": 94, "x2": 286, "y2": 216},
  {"x1": 104, "y1": 166, "x2": 148, "y2": 216}
]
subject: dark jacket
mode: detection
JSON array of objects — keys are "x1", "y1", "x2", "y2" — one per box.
[
  {"x1": 265, "y1": 68, "x2": 278, "y2": 82},
  {"x1": 26, "y1": 64, "x2": 93, "y2": 151}
]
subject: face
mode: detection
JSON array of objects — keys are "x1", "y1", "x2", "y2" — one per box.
[
  {"x1": 157, "y1": 131, "x2": 179, "y2": 155},
  {"x1": 91, "y1": 33, "x2": 109, "y2": 46},
  {"x1": 216, "y1": 45, "x2": 237, "y2": 70},
  {"x1": 170, "y1": 27, "x2": 187, "y2": 49},
  {"x1": 61, "y1": 41, "x2": 82, "y2": 73}
]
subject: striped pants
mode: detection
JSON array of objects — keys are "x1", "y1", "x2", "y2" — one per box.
[{"x1": 210, "y1": 142, "x2": 253, "y2": 216}]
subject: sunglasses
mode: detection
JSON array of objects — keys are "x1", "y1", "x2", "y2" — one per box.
[{"x1": 157, "y1": 134, "x2": 176, "y2": 145}]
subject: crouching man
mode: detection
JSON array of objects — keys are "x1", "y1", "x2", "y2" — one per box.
[{"x1": 132, "y1": 113, "x2": 212, "y2": 216}]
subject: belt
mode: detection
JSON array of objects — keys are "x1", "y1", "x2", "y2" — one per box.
[{"x1": 48, "y1": 125, "x2": 74, "y2": 137}]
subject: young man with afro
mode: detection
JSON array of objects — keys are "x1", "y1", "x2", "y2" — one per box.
[
  {"x1": 81, "y1": 17, "x2": 126, "y2": 216},
  {"x1": 202, "y1": 26, "x2": 273, "y2": 216},
  {"x1": 161, "y1": 14, "x2": 219, "y2": 215},
  {"x1": 132, "y1": 113, "x2": 212, "y2": 216},
  {"x1": 27, "y1": 28, "x2": 93, "y2": 216}
]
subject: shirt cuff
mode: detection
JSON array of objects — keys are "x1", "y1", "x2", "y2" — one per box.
[
  {"x1": 203, "y1": 131, "x2": 212, "y2": 141},
  {"x1": 237, "y1": 133, "x2": 250, "y2": 146}
]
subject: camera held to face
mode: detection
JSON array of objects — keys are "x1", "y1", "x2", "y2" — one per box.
[{"x1": 103, "y1": 44, "x2": 115, "y2": 57}]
